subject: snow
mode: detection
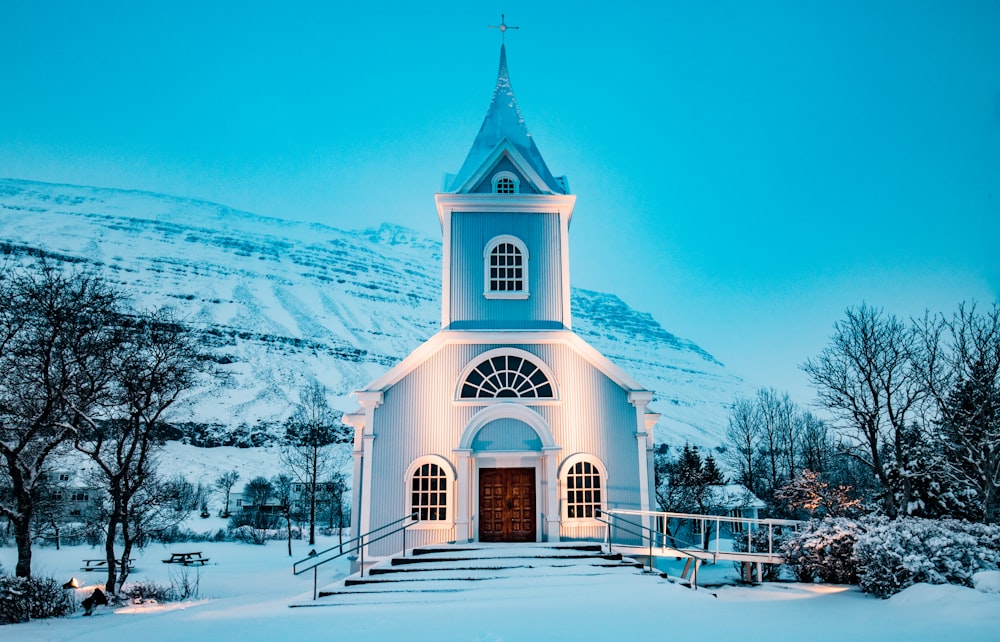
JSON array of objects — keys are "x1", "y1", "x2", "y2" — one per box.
[
  {"x1": 3, "y1": 540, "x2": 998, "y2": 641},
  {"x1": 0, "y1": 178, "x2": 747, "y2": 453},
  {"x1": 973, "y1": 570, "x2": 1000, "y2": 594}
]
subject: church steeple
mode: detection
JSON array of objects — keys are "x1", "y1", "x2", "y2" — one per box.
[{"x1": 447, "y1": 44, "x2": 566, "y2": 194}]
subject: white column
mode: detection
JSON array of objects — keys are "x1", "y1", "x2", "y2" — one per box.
[
  {"x1": 355, "y1": 392, "x2": 383, "y2": 563},
  {"x1": 629, "y1": 392, "x2": 655, "y2": 526},
  {"x1": 454, "y1": 449, "x2": 472, "y2": 543},
  {"x1": 343, "y1": 413, "x2": 365, "y2": 542},
  {"x1": 543, "y1": 446, "x2": 561, "y2": 542}
]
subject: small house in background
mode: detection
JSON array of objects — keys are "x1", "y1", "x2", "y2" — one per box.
[
  {"x1": 344, "y1": 43, "x2": 660, "y2": 558},
  {"x1": 705, "y1": 484, "x2": 767, "y2": 533}
]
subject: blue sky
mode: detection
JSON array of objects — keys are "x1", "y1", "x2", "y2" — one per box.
[{"x1": 2, "y1": 1, "x2": 998, "y2": 403}]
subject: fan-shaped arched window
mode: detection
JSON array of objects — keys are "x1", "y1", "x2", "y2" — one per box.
[
  {"x1": 459, "y1": 352, "x2": 554, "y2": 400},
  {"x1": 491, "y1": 171, "x2": 520, "y2": 194},
  {"x1": 484, "y1": 235, "x2": 529, "y2": 299}
]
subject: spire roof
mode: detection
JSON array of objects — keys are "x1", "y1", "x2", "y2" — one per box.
[{"x1": 448, "y1": 45, "x2": 564, "y2": 194}]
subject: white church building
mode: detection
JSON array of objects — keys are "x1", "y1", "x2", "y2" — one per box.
[{"x1": 345, "y1": 44, "x2": 659, "y2": 555}]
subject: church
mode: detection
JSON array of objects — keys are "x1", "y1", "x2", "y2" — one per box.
[{"x1": 345, "y1": 42, "x2": 659, "y2": 556}]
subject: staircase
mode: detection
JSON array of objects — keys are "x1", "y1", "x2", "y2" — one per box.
[{"x1": 306, "y1": 542, "x2": 647, "y2": 604}]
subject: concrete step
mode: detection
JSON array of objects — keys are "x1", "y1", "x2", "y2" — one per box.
[{"x1": 313, "y1": 542, "x2": 645, "y2": 599}]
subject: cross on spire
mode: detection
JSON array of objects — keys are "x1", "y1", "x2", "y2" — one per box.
[{"x1": 488, "y1": 13, "x2": 519, "y2": 42}]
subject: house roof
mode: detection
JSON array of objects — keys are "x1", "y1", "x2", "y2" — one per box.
[
  {"x1": 705, "y1": 484, "x2": 767, "y2": 510},
  {"x1": 447, "y1": 44, "x2": 565, "y2": 195}
]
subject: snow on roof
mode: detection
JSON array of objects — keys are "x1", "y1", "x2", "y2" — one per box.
[
  {"x1": 447, "y1": 44, "x2": 565, "y2": 194},
  {"x1": 705, "y1": 484, "x2": 767, "y2": 510}
]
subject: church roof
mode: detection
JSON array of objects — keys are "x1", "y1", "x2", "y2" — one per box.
[{"x1": 447, "y1": 44, "x2": 566, "y2": 194}]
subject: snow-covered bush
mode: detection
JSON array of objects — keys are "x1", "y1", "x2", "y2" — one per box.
[
  {"x1": 781, "y1": 517, "x2": 861, "y2": 584},
  {"x1": 781, "y1": 516, "x2": 1000, "y2": 597},
  {"x1": 0, "y1": 574, "x2": 75, "y2": 624},
  {"x1": 854, "y1": 517, "x2": 1000, "y2": 598},
  {"x1": 122, "y1": 580, "x2": 174, "y2": 603}
]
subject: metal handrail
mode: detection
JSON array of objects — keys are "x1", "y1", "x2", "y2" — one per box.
[
  {"x1": 595, "y1": 511, "x2": 710, "y2": 574},
  {"x1": 293, "y1": 512, "x2": 419, "y2": 600}
]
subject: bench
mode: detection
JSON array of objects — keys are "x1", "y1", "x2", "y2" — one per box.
[
  {"x1": 162, "y1": 552, "x2": 210, "y2": 566},
  {"x1": 81, "y1": 558, "x2": 134, "y2": 572}
]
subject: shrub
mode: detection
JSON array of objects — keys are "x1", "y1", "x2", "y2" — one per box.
[
  {"x1": 854, "y1": 517, "x2": 1000, "y2": 598},
  {"x1": 779, "y1": 516, "x2": 1000, "y2": 598},
  {"x1": 121, "y1": 580, "x2": 174, "y2": 604},
  {"x1": 0, "y1": 575, "x2": 75, "y2": 624},
  {"x1": 781, "y1": 517, "x2": 861, "y2": 584}
]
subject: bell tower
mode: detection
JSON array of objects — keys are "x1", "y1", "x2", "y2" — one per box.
[{"x1": 435, "y1": 44, "x2": 576, "y2": 331}]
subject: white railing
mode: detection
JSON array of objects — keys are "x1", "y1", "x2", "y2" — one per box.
[{"x1": 605, "y1": 509, "x2": 803, "y2": 560}]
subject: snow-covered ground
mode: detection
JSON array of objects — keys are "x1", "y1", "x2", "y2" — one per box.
[{"x1": 2, "y1": 538, "x2": 997, "y2": 641}]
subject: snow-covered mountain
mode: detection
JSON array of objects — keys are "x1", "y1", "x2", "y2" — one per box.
[{"x1": 0, "y1": 178, "x2": 744, "y2": 450}]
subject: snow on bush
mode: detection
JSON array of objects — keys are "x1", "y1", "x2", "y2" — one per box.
[
  {"x1": 0, "y1": 574, "x2": 75, "y2": 624},
  {"x1": 972, "y1": 570, "x2": 1000, "y2": 594},
  {"x1": 781, "y1": 517, "x2": 1000, "y2": 598},
  {"x1": 781, "y1": 517, "x2": 861, "y2": 585},
  {"x1": 855, "y1": 518, "x2": 1000, "y2": 598}
]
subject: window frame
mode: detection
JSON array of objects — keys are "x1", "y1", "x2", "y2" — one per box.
[
  {"x1": 483, "y1": 234, "x2": 529, "y2": 300},
  {"x1": 559, "y1": 454, "x2": 608, "y2": 524},
  {"x1": 405, "y1": 455, "x2": 456, "y2": 530},
  {"x1": 454, "y1": 348, "x2": 559, "y2": 405},
  {"x1": 491, "y1": 171, "x2": 520, "y2": 194}
]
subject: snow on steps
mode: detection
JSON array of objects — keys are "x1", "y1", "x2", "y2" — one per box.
[{"x1": 304, "y1": 543, "x2": 647, "y2": 605}]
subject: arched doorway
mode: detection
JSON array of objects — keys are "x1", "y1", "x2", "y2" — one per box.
[{"x1": 455, "y1": 404, "x2": 561, "y2": 544}]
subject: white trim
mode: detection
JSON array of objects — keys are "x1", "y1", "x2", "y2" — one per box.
[
  {"x1": 454, "y1": 347, "x2": 559, "y2": 403},
  {"x1": 357, "y1": 330, "x2": 649, "y2": 395},
  {"x1": 559, "y1": 207, "x2": 572, "y2": 329},
  {"x1": 458, "y1": 403, "x2": 558, "y2": 451},
  {"x1": 453, "y1": 141, "x2": 555, "y2": 196},
  {"x1": 558, "y1": 453, "x2": 609, "y2": 524},
  {"x1": 404, "y1": 455, "x2": 457, "y2": 531},
  {"x1": 483, "y1": 234, "x2": 530, "y2": 299},
  {"x1": 491, "y1": 170, "x2": 520, "y2": 194},
  {"x1": 435, "y1": 192, "x2": 576, "y2": 224}
]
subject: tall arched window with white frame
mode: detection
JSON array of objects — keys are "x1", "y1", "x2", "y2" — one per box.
[
  {"x1": 560, "y1": 455, "x2": 607, "y2": 522},
  {"x1": 484, "y1": 235, "x2": 529, "y2": 299},
  {"x1": 410, "y1": 462, "x2": 449, "y2": 521}
]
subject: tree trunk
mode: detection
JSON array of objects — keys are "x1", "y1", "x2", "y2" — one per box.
[
  {"x1": 13, "y1": 512, "x2": 32, "y2": 578},
  {"x1": 286, "y1": 510, "x2": 292, "y2": 556},
  {"x1": 309, "y1": 442, "x2": 318, "y2": 546},
  {"x1": 104, "y1": 515, "x2": 119, "y2": 595}
]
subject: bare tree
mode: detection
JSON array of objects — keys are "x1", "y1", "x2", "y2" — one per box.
[
  {"x1": 724, "y1": 396, "x2": 762, "y2": 497},
  {"x1": 74, "y1": 309, "x2": 204, "y2": 593},
  {"x1": 215, "y1": 470, "x2": 240, "y2": 517},
  {"x1": 272, "y1": 474, "x2": 294, "y2": 556},
  {"x1": 803, "y1": 305, "x2": 926, "y2": 517},
  {"x1": 280, "y1": 382, "x2": 349, "y2": 545},
  {"x1": 0, "y1": 262, "x2": 120, "y2": 577}
]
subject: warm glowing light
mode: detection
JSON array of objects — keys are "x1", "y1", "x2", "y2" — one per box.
[{"x1": 64, "y1": 577, "x2": 80, "y2": 588}]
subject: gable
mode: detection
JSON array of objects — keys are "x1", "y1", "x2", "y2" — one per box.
[{"x1": 470, "y1": 155, "x2": 540, "y2": 194}]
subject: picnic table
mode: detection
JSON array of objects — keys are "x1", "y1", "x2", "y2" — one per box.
[
  {"x1": 162, "y1": 551, "x2": 210, "y2": 566},
  {"x1": 81, "y1": 557, "x2": 134, "y2": 572}
]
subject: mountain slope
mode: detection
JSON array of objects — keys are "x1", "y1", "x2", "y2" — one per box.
[{"x1": 0, "y1": 178, "x2": 745, "y2": 450}]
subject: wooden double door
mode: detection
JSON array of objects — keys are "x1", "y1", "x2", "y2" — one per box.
[{"x1": 478, "y1": 468, "x2": 536, "y2": 542}]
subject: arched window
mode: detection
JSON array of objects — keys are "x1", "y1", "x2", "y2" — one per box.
[
  {"x1": 459, "y1": 351, "x2": 555, "y2": 400},
  {"x1": 491, "y1": 171, "x2": 520, "y2": 194},
  {"x1": 411, "y1": 462, "x2": 449, "y2": 521},
  {"x1": 484, "y1": 235, "x2": 529, "y2": 299},
  {"x1": 560, "y1": 455, "x2": 607, "y2": 521}
]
